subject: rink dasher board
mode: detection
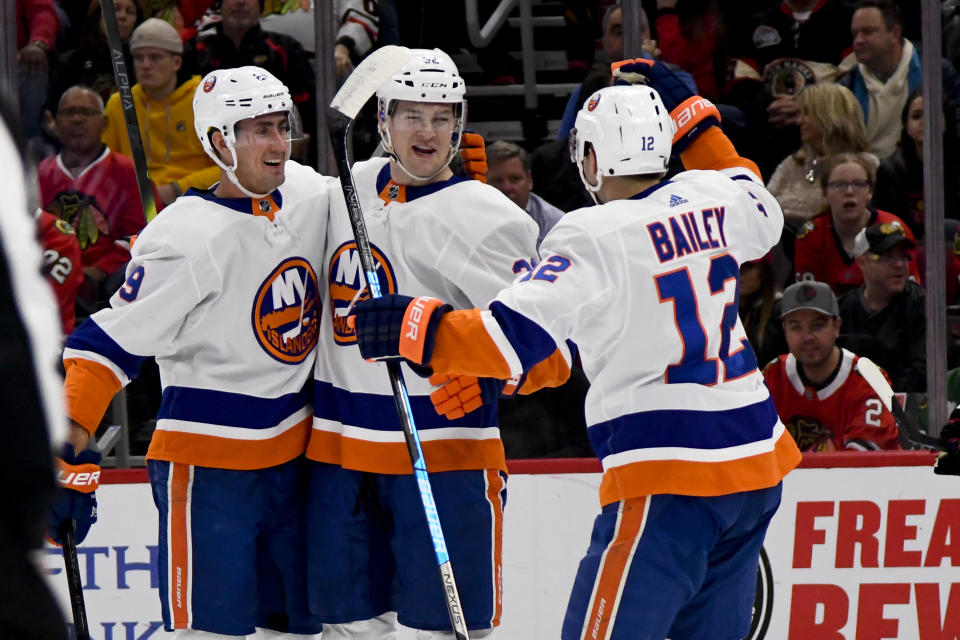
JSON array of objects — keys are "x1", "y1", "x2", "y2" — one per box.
[{"x1": 40, "y1": 452, "x2": 960, "y2": 640}]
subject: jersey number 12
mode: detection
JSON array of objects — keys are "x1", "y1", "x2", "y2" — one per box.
[{"x1": 655, "y1": 253, "x2": 757, "y2": 385}]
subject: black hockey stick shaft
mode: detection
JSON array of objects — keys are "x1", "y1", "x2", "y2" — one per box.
[
  {"x1": 328, "y1": 106, "x2": 469, "y2": 640},
  {"x1": 100, "y1": 0, "x2": 159, "y2": 222},
  {"x1": 60, "y1": 520, "x2": 90, "y2": 640}
]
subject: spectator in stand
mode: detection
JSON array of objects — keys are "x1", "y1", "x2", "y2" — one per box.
[
  {"x1": 838, "y1": 223, "x2": 926, "y2": 392},
  {"x1": 739, "y1": 253, "x2": 786, "y2": 367},
  {"x1": 103, "y1": 18, "x2": 218, "y2": 208},
  {"x1": 486, "y1": 140, "x2": 564, "y2": 249},
  {"x1": 838, "y1": 0, "x2": 960, "y2": 158},
  {"x1": 48, "y1": 0, "x2": 143, "y2": 110},
  {"x1": 873, "y1": 90, "x2": 960, "y2": 242},
  {"x1": 651, "y1": 0, "x2": 725, "y2": 101},
  {"x1": 724, "y1": 0, "x2": 854, "y2": 178},
  {"x1": 556, "y1": 4, "x2": 696, "y2": 140},
  {"x1": 39, "y1": 86, "x2": 151, "y2": 311},
  {"x1": 196, "y1": 0, "x2": 317, "y2": 153},
  {"x1": 768, "y1": 83, "x2": 874, "y2": 227},
  {"x1": 764, "y1": 280, "x2": 900, "y2": 451},
  {"x1": 37, "y1": 210, "x2": 83, "y2": 336},
  {"x1": 17, "y1": 0, "x2": 59, "y2": 142},
  {"x1": 334, "y1": 0, "x2": 392, "y2": 79},
  {"x1": 532, "y1": 70, "x2": 611, "y2": 212},
  {"x1": 794, "y1": 152, "x2": 919, "y2": 295}
]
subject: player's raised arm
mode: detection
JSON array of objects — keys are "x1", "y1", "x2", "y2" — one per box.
[{"x1": 611, "y1": 58, "x2": 760, "y2": 176}]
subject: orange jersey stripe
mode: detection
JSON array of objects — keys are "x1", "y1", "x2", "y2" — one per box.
[
  {"x1": 486, "y1": 469, "x2": 506, "y2": 628},
  {"x1": 169, "y1": 462, "x2": 191, "y2": 629},
  {"x1": 146, "y1": 417, "x2": 311, "y2": 470},
  {"x1": 680, "y1": 126, "x2": 762, "y2": 177},
  {"x1": 598, "y1": 430, "x2": 801, "y2": 506},
  {"x1": 581, "y1": 496, "x2": 649, "y2": 640},
  {"x1": 431, "y1": 309, "x2": 516, "y2": 379},
  {"x1": 306, "y1": 430, "x2": 507, "y2": 474},
  {"x1": 517, "y1": 348, "x2": 571, "y2": 394},
  {"x1": 63, "y1": 358, "x2": 122, "y2": 436}
]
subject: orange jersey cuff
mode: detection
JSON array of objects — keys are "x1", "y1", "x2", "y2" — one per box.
[
  {"x1": 430, "y1": 309, "x2": 514, "y2": 379},
  {"x1": 518, "y1": 348, "x2": 571, "y2": 394},
  {"x1": 680, "y1": 126, "x2": 761, "y2": 177},
  {"x1": 63, "y1": 358, "x2": 122, "y2": 436}
]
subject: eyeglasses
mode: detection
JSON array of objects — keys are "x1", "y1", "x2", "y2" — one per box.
[
  {"x1": 58, "y1": 106, "x2": 101, "y2": 118},
  {"x1": 827, "y1": 180, "x2": 871, "y2": 192}
]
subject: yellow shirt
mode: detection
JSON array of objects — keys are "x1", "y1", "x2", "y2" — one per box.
[{"x1": 103, "y1": 76, "x2": 219, "y2": 207}]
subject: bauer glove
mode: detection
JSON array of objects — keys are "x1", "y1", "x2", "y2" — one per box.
[
  {"x1": 611, "y1": 58, "x2": 721, "y2": 153},
  {"x1": 47, "y1": 443, "x2": 101, "y2": 545},
  {"x1": 350, "y1": 294, "x2": 451, "y2": 367},
  {"x1": 460, "y1": 131, "x2": 488, "y2": 183}
]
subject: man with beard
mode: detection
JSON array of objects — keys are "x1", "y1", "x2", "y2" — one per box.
[{"x1": 764, "y1": 280, "x2": 900, "y2": 451}]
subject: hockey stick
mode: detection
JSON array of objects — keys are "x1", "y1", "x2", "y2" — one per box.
[
  {"x1": 328, "y1": 45, "x2": 470, "y2": 640},
  {"x1": 59, "y1": 521, "x2": 90, "y2": 640},
  {"x1": 100, "y1": 0, "x2": 159, "y2": 223},
  {"x1": 856, "y1": 357, "x2": 944, "y2": 450}
]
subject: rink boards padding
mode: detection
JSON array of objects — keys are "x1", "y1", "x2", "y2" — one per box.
[{"x1": 46, "y1": 452, "x2": 959, "y2": 639}]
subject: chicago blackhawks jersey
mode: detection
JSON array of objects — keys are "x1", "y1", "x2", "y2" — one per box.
[
  {"x1": 763, "y1": 349, "x2": 900, "y2": 451},
  {"x1": 37, "y1": 146, "x2": 150, "y2": 276},
  {"x1": 428, "y1": 165, "x2": 802, "y2": 505},
  {"x1": 38, "y1": 211, "x2": 82, "y2": 335},
  {"x1": 793, "y1": 209, "x2": 920, "y2": 294},
  {"x1": 63, "y1": 161, "x2": 335, "y2": 470},
  {"x1": 308, "y1": 157, "x2": 543, "y2": 474}
]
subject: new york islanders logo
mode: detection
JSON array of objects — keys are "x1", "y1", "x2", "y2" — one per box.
[
  {"x1": 328, "y1": 241, "x2": 397, "y2": 345},
  {"x1": 252, "y1": 257, "x2": 320, "y2": 363}
]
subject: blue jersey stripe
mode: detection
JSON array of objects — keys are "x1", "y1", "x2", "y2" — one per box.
[
  {"x1": 66, "y1": 318, "x2": 147, "y2": 380},
  {"x1": 588, "y1": 397, "x2": 780, "y2": 459},
  {"x1": 158, "y1": 385, "x2": 310, "y2": 429},
  {"x1": 313, "y1": 380, "x2": 499, "y2": 431},
  {"x1": 489, "y1": 301, "x2": 557, "y2": 372}
]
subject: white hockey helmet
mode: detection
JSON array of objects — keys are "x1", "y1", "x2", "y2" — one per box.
[
  {"x1": 570, "y1": 84, "x2": 675, "y2": 200},
  {"x1": 193, "y1": 66, "x2": 299, "y2": 197},
  {"x1": 376, "y1": 48, "x2": 466, "y2": 180}
]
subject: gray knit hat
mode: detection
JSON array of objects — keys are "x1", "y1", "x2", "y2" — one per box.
[{"x1": 130, "y1": 18, "x2": 183, "y2": 55}]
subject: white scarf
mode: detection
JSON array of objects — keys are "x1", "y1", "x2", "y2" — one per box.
[{"x1": 861, "y1": 39, "x2": 915, "y2": 158}]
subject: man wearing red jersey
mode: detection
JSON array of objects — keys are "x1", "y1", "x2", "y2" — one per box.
[
  {"x1": 764, "y1": 280, "x2": 900, "y2": 451},
  {"x1": 37, "y1": 210, "x2": 82, "y2": 335},
  {"x1": 37, "y1": 85, "x2": 151, "y2": 308}
]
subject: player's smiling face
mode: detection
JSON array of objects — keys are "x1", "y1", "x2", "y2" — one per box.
[
  {"x1": 224, "y1": 112, "x2": 291, "y2": 194},
  {"x1": 387, "y1": 101, "x2": 455, "y2": 183}
]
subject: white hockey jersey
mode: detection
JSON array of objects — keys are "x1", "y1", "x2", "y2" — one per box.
[
  {"x1": 307, "y1": 157, "x2": 545, "y2": 474},
  {"x1": 429, "y1": 166, "x2": 803, "y2": 505},
  {"x1": 63, "y1": 161, "x2": 336, "y2": 470}
]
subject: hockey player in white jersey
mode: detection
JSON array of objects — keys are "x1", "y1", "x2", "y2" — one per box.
[
  {"x1": 348, "y1": 59, "x2": 803, "y2": 639},
  {"x1": 57, "y1": 66, "x2": 332, "y2": 638},
  {"x1": 306, "y1": 48, "x2": 570, "y2": 639}
]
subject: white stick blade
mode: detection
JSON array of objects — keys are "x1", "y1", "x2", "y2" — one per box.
[
  {"x1": 855, "y1": 357, "x2": 894, "y2": 412},
  {"x1": 330, "y1": 45, "x2": 413, "y2": 119}
]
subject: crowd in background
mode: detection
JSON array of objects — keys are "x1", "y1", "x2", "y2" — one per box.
[{"x1": 15, "y1": 0, "x2": 960, "y2": 457}]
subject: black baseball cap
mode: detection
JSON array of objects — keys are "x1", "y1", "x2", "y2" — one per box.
[
  {"x1": 853, "y1": 222, "x2": 916, "y2": 257},
  {"x1": 780, "y1": 281, "x2": 839, "y2": 318}
]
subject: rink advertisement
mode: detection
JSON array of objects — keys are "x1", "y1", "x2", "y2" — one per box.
[{"x1": 43, "y1": 453, "x2": 960, "y2": 639}]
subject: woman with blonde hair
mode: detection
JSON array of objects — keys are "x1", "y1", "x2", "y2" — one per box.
[{"x1": 768, "y1": 83, "x2": 877, "y2": 224}]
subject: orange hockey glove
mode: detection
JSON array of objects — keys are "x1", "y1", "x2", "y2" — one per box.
[
  {"x1": 460, "y1": 131, "x2": 488, "y2": 183},
  {"x1": 429, "y1": 373, "x2": 505, "y2": 420}
]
